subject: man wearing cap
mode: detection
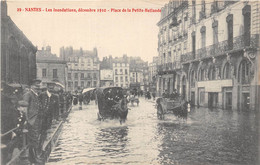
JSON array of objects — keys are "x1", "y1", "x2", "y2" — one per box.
[{"x1": 22, "y1": 79, "x2": 43, "y2": 164}]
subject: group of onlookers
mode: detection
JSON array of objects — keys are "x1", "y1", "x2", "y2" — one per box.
[{"x1": 1, "y1": 79, "x2": 73, "y2": 164}]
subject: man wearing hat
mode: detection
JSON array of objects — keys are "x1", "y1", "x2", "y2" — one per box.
[
  {"x1": 38, "y1": 82, "x2": 60, "y2": 149},
  {"x1": 22, "y1": 79, "x2": 44, "y2": 164}
]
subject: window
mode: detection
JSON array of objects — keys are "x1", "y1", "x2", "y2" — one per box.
[
  {"x1": 68, "y1": 73, "x2": 71, "y2": 80},
  {"x1": 115, "y1": 77, "x2": 118, "y2": 82},
  {"x1": 87, "y1": 81, "x2": 91, "y2": 87},
  {"x1": 75, "y1": 81, "x2": 78, "y2": 88},
  {"x1": 81, "y1": 73, "x2": 84, "y2": 79},
  {"x1": 42, "y1": 68, "x2": 47, "y2": 77},
  {"x1": 168, "y1": 51, "x2": 171, "y2": 62},
  {"x1": 53, "y1": 69, "x2": 58, "y2": 78},
  {"x1": 120, "y1": 69, "x2": 123, "y2": 74},
  {"x1": 192, "y1": 32, "x2": 196, "y2": 57},
  {"x1": 243, "y1": 5, "x2": 251, "y2": 46},
  {"x1": 125, "y1": 76, "x2": 128, "y2": 82},
  {"x1": 184, "y1": 41, "x2": 187, "y2": 50},
  {"x1": 81, "y1": 81, "x2": 84, "y2": 87},
  {"x1": 75, "y1": 73, "x2": 78, "y2": 79},
  {"x1": 201, "y1": 26, "x2": 206, "y2": 48},
  {"x1": 125, "y1": 69, "x2": 128, "y2": 74},
  {"x1": 93, "y1": 73, "x2": 97, "y2": 79},
  {"x1": 68, "y1": 82, "x2": 72, "y2": 87},
  {"x1": 226, "y1": 14, "x2": 233, "y2": 50},
  {"x1": 238, "y1": 60, "x2": 251, "y2": 84},
  {"x1": 93, "y1": 81, "x2": 97, "y2": 87},
  {"x1": 81, "y1": 63, "x2": 84, "y2": 67},
  {"x1": 190, "y1": 70, "x2": 195, "y2": 87},
  {"x1": 199, "y1": 69, "x2": 205, "y2": 81},
  {"x1": 87, "y1": 73, "x2": 91, "y2": 78},
  {"x1": 223, "y1": 63, "x2": 231, "y2": 79},
  {"x1": 75, "y1": 63, "x2": 78, "y2": 67},
  {"x1": 120, "y1": 76, "x2": 123, "y2": 82},
  {"x1": 163, "y1": 53, "x2": 166, "y2": 64},
  {"x1": 208, "y1": 66, "x2": 216, "y2": 80},
  {"x1": 115, "y1": 69, "x2": 118, "y2": 75},
  {"x1": 212, "y1": 21, "x2": 218, "y2": 45}
]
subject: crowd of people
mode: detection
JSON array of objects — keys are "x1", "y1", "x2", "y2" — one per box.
[{"x1": 1, "y1": 79, "x2": 73, "y2": 164}]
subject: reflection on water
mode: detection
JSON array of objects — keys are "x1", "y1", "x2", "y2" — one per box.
[{"x1": 48, "y1": 99, "x2": 258, "y2": 165}]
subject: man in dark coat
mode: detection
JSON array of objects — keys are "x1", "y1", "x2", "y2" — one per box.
[
  {"x1": 38, "y1": 83, "x2": 59, "y2": 150},
  {"x1": 22, "y1": 79, "x2": 43, "y2": 164}
]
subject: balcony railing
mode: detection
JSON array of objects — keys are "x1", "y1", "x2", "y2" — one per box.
[
  {"x1": 181, "y1": 34, "x2": 259, "y2": 63},
  {"x1": 157, "y1": 61, "x2": 182, "y2": 73}
]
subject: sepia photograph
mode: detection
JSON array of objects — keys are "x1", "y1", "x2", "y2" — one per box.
[{"x1": 1, "y1": 0, "x2": 260, "y2": 164}]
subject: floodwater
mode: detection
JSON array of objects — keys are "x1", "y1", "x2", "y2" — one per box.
[{"x1": 47, "y1": 98, "x2": 259, "y2": 165}]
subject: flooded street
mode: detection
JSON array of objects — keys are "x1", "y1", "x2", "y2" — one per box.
[{"x1": 48, "y1": 98, "x2": 259, "y2": 165}]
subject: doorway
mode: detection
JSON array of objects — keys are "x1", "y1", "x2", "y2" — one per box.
[
  {"x1": 225, "y1": 92, "x2": 232, "y2": 110},
  {"x1": 208, "y1": 92, "x2": 218, "y2": 108},
  {"x1": 242, "y1": 93, "x2": 250, "y2": 110}
]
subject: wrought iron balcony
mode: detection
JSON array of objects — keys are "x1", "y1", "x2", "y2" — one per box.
[{"x1": 180, "y1": 34, "x2": 259, "y2": 63}]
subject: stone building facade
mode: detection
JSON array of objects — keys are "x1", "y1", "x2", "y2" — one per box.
[
  {"x1": 157, "y1": 0, "x2": 189, "y2": 96},
  {"x1": 60, "y1": 47, "x2": 100, "y2": 92},
  {"x1": 149, "y1": 56, "x2": 159, "y2": 92},
  {"x1": 36, "y1": 46, "x2": 68, "y2": 91},
  {"x1": 157, "y1": 0, "x2": 259, "y2": 111},
  {"x1": 113, "y1": 56, "x2": 130, "y2": 88},
  {"x1": 1, "y1": 1, "x2": 37, "y2": 85}
]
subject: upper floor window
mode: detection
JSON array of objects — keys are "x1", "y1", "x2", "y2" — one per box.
[
  {"x1": 200, "y1": 26, "x2": 206, "y2": 48},
  {"x1": 212, "y1": 20, "x2": 218, "y2": 45},
  {"x1": 75, "y1": 73, "x2": 78, "y2": 79},
  {"x1": 125, "y1": 69, "x2": 128, "y2": 74},
  {"x1": 243, "y1": 5, "x2": 251, "y2": 46},
  {"x1": 81, "y1": 73, "x2": 84, "y2": 79},
  {"x1": 68, "y1": 73, "x2": 71, "y2": 80},
  {"x1": 226, "y1": 14, "x2": 233, "y2": 50}
]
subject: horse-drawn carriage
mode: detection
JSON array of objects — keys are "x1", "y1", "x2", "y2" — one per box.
[
  {"x1": 96, "y1": 87, "x2": 128, "y2": 123},
  {"x1": 156, "y1": 96, "x2": 188, "y2": 120}
]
